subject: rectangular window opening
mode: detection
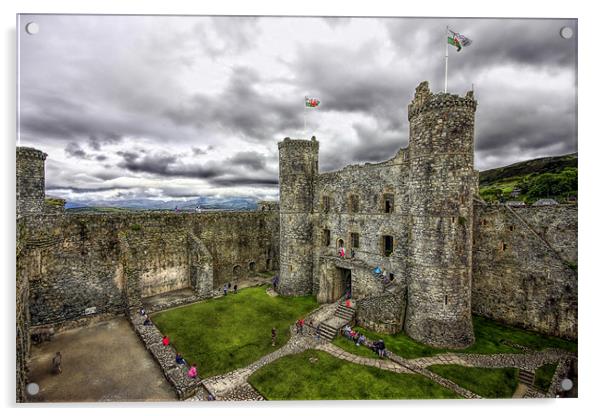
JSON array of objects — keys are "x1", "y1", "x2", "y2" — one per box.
[
  {"x1": 322, "y1": 195, "x2": 330, "y2": 213},
  {"x1": 383, "y1": 235, "x2": 394, "y2": 257},
  {"x1": 384, "y1": 194, "x2": 394, "y2": 214},
  {"x1": 323, "y1": 229, "x2": 331, "y2": 247},
  {"x1": 350, "y1": 232, "x2": 360, "y2": 248}
]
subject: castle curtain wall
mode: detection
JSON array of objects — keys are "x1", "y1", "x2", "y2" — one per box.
[
  {"x1": 23, "y1": 212, "x2": 279, "y2": 326},
  {"x1": 472, "y1": 204, "x2": 578, "y2": 340}
]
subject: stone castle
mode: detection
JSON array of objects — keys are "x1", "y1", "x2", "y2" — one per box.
[{"x1": 16, "y1": 81, "x2": 577, "y2": 401}]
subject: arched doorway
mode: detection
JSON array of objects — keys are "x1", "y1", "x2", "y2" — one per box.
[
  {"x1": 337, "y1": 239, "x2": 344, "y2": 249},
  {"x1": 249, "y1": 261, "x2": 256, "y2": 272},
  {"x1": 233, "y1": 265, "x2": 242, "y2": 278}
]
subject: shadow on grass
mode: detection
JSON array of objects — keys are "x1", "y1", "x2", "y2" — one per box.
[{"x1": 333, "y1": 315, "x2": 577, "y2": 360}]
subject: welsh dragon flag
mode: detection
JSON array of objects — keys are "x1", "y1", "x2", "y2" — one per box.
[
  {"x1": 305, "y1": 97, "x2": 320, "y2": 108},
  {"x1": 447, "y1": 30, "x2": 472, "y2": 52}
]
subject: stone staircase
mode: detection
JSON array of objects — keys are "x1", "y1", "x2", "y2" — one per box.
[
  {"x1": 316, "y1": 302, "x2": 356, "y2": 341},
  {"x1": 317, "y1": 322, "x2": 338, "y2": 341},
  {"x1": 518, "y1": 369, "x2": 535, "y2": 386},
  {"x1": 334, "y1": 303, "x2": 355, "y2": 321}
]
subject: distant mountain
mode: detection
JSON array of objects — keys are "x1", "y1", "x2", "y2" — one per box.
[{"x1": 65, "y1": 196, "x2": 259, "y2": 211}]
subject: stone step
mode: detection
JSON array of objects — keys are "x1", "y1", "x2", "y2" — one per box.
[
  {"x1": 317, "y1": 322, "x2": 338, "y2": 341},
  {"x1": 334, "y1": 305, "x2": 355, "y2": 320},
  {"x1": 518, "y1": 370, "x2": 535, "y2": 386},
  {"x1": 334, "y1": 311, "x2": 354, "y2": 320}
]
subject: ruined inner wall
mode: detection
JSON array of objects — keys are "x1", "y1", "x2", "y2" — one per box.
[
  {"x1": 472, "y1": 204, "x2": 577, "y2": 340},
  {"x1": 314, "y1": 149, "x2": 411, "y2": 302},
  {"x1": 24, "y1": 211, "x2": 279, "y2": 326}
]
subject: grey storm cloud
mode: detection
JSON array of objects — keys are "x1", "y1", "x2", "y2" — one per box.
[
  {"x1": 114, "y1": 148, "x2": 277, "y2": 186},
  {"x1": 17, "y1": 15, "x2": 577, "y2": 202},
  {"x1": 164, "y1": 66, "x2": 303, "y2": 142}
]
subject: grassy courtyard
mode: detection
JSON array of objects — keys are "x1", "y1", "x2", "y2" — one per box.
[
  {"x1": 332, "y1": 315, "x2": 577, "y2": 360},
  {"x1": 534, "y1": 362, "x2": 558, "y2": 392},
  {"x1": 249, "y1": 349, "x2": 460, "y2": 400},
  {"x1": 428, "y1": 365, "x2": 519, "y2": 398},
  {"x1": 152, "y1": 285, "x2": 318, "y2": 378}
]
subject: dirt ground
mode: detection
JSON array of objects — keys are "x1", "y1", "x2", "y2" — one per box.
[{"x1": 27, "y1": 316, "x2": 177, "y2": 402}]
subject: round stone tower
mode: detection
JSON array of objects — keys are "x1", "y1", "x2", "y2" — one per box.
[
  {"x1": 16, "y1": 146, "x2": 48, "y2": 216},
  {"x1": 405, "y1": 81, "x2": 477, "y2": 348},
  {"x1": 277, "y1": 137, "x2": 319, "y2": 296}
]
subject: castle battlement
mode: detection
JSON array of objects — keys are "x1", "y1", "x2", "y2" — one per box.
[
  {"x1": 277, "y1": 136, "x2": 319, "y2": 150},
  {"x1": 408, "y1": 81, "x2": 477, "y2": 120},
  {"x1": 17, "y1": 146, "x2": 47, "y2": 160}
]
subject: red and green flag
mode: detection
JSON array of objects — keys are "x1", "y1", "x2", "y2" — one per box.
[
  {"x1": 447, "y1": 29, "x2": 472, "y2": 52},
  {"x1": 305, "y1": 97, "x2": 320, "y2": 108}
]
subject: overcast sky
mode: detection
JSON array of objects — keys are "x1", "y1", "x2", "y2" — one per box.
[{"x1": 17, "y1": 15, "x2": 577, "y2": 202}]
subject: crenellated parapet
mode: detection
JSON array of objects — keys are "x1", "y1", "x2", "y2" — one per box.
[{"x1": 408, "y1": 81, "x2": 477, "y2": 120}]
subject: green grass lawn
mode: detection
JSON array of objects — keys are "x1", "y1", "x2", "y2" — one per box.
[
  {"x1": 333, "y1": 315, "x2": 577, "y2": 360},
  {"x1": 534, "y1": 362, "x2": 558, "y2": 392},
  {"x1": 248, "y1": 349, "x2": 460, "y2": 400},
  {"x1": 428, "y1": 365, "x2": 519, "y2": 398},
  {"x1": 152, "y1": 285, "x2": 318, "y2": 378}
]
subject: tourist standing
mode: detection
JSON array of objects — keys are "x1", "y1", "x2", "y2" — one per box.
[
  {"x1": 271, "y1": 327, "x2": 277, "y2": 346},
  {"x1": 223, "y1": 284, "x2": 228, "y2": 296},
  {"x1": 162, "y1": 335, "x2": 169, "y2": 346},
  {"x1": 272, "y1": 275, "x2": 279, "y2": 290},
  {"x1": 188, "y1": 364, "x2": 198, "y2": 378},
  {"x1": 233, "y1": 284, "x2": 238, "y2": 293},
  {"x1": 52, "y1": 351, "x2": 62, "y2": 374}
]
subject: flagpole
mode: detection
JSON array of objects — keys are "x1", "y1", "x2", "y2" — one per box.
[
  {"x1": 304, "y1": 97, "x2": 307, "y2": 138},
  {"x1": 444, "y1": 25, "x2": 449, "y2": 93}
]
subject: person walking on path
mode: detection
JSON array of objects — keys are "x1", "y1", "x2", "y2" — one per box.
[
  {"x1": 271, "y1": 327, "x2": 277, "y2": 346},
  {"x1": 233, "y1": 284, "x2": 238, "y2": 293},
  {"x1": 223, "y1": 284, "x2": 228, "y2": 296},
  {"x1": 52, "y1": 352, "x2": 62, "y2": 374},
  {"x1": 162, "y1": 335, "x2": 169, "y2": 346}
]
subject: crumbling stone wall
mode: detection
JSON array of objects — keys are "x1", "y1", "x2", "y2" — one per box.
[
  {"x1": 189, "y1": 211, "x2": 279, "y2": 286},
  {"x1": 472, "y1": 204, "x2": 578, "y2": 340},
  {"x1": 25, "y1": 214, "x2": 127, "y2": 325},
  {"x1": 23, "y1": 211, "x2": 279, "y2": 326}
]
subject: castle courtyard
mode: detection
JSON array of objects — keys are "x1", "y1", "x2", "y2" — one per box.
[
  {"x1": 27, "y1": 317, "x2": 176, "y2": 402},
  {"x1": 24, "y1": 284, "x2": 576, "y2": 401}
]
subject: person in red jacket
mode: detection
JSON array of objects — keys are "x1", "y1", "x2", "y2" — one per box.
[{"x1": 162, "y1": 335, "x2": 169, "y2": 346}]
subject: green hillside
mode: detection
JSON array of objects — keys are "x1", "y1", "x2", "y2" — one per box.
[{"x1": 478, "y1": 153, "x2": 577, "y2": 204}]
